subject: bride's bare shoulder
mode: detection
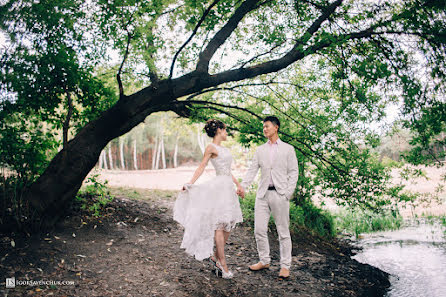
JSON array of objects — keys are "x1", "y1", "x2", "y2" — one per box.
[{"x1": 205, "y1": 144, "x2": 218, "y2": 155}]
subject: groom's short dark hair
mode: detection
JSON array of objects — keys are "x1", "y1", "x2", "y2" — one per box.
[{"x1": 263, "y1": 116, "x2": 280, "y2": 129}]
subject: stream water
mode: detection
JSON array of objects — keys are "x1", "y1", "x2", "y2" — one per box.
[{"x1": 352, "y1": 220, "x2": 446, "y2": 297}]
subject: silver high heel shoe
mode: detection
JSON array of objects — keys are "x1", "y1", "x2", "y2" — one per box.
[
  {"x1": 210, "y1": 257, "x2": 221, "y2": 277},
  {"x1": 216, "y1": 261, "x2": 233, "y2": 279}
]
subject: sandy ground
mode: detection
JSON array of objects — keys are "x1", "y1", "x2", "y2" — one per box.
[
  {"x1": 91, "y1": 166, "x2": 247, "y2": 191},
  {"x1": 92, "y1": 165, "x2": 446, "y2": 217}
]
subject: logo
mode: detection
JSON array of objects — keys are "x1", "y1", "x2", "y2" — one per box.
[{"x1": 6, "y1": 277, "x2": 15, "y2": 288}]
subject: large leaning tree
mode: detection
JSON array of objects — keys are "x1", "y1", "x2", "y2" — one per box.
[{"x1": 1, "y1": 0, "x2": 444, "y2": 227}]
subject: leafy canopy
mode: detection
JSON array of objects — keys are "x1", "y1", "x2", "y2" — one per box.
[{"x1": 0, "y1": 0, "x2": 445, "y2": 211}]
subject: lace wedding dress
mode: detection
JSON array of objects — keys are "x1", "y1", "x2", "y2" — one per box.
[{"x1": 173, "y1": 143, "x2": 243, "y2": 261}]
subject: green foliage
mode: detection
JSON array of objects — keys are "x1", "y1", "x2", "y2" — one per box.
[
  {"x1": 402, "y1": 100, "x2": 446, "y2": 165},
  {"x1": 240, "y1": 191, "x2": 334, "y2": 238},
  {"x1": 188, "y1": 65, "x2": 412, "y2": 212},
  {"x1": 0, "y1": 0, "x2": 445, "y2": 230},
  {"x1": 333, "y1": 208, "x2": 403, "y2": 238},
  {"x1": 0, "y1": 114, "x2": 59, "y2": 180},
  {"x1": 0, "y1": 0, "x2": 113, "y2": 118},
  {"x1": 0, "y1": 174, "x2": 28, "y2": 232},
  {"x1": 290, "y1": 201, "x2": 335, "y2": 238},
  {"x1": 239, "y1": 191, "x2": 256, "y2": 226},
  {"x1": 0, "y1": 113, "x2": 59, "y2": 231},
  {"x1": 0, "y1": 0, "x2": 117, "y2": 153},
  {"x1": 396, "y1": 0, "x2": 446, "y2": 166},
  {"x1": 0, "y1": 0, "x2": 117, "y2": 227},
  {"x1": 76, "y1": 174, "x2": 114, "y2": 217}
]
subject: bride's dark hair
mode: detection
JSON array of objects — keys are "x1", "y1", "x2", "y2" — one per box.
[{"x1": 204, "y1": 119, "x2": 225, "y2": 137}]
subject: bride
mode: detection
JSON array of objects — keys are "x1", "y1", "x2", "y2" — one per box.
[{"x1": 173, "y1": 119, "x2": 244, "y2": 279}]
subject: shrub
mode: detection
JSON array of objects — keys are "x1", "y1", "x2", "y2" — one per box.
[
  {"x1": 333, "y1": 208, "x2": 403, "y2": 238},
  {"x1": 0, "y1": 116, "x2": 59, "y2": 232},
  {"x1": 240, "y1": 192, "x2": 335, "y2": 238},
  {"x1": 75, "y1": 173, "x2": 114, "y2": 217}
]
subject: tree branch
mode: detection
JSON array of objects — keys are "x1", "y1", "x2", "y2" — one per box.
[
  {"x1": 135, "y1": 0, "x2": 427, "y2": 118},
  {"x1": 169, "y1": 0, "x2": 221, "y2": 79},
  {"x1": 173, "y1": 98, "x2": 348, "y2": 174},
  {"x1": 184, "y1": 100, "x2": 264, "y2": 119},
  {"x1": 195, "y1": 0, "x2": 262, "y2": 73},
  {"x1": 134, "y1": 0, "x2": 345, "y2": 103},
  {"x1": 62, "y1": 89, "x2": 73, "y2": 150},
  {"x1": 159, "y1": 4, "x2": 184, "y2": 17},
  {"x1": 146, "y1": 26, "x2": 159, "y2": 84},
  {"x1": 188, "y1": 0, "x2": 344, "y2": 88},
  {"x1": 183, "y1": 80, "x2": 304, "y2": 101},
  {"x1": 117, "y1": 31, "x2": 132, "y2": 98},
  {"x1": 238, "y1": 43, "x2": 284, "y2": 68},
  {"x1": 264, "y1": 84, "x2": 368, "y2": 164},
  {"x1": 301, "y1": 0, "x2": 326, "y2": 11}
]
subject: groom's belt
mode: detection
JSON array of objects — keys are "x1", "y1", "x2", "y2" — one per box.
[{"x1": 267, "y1": 185, "x2": 276, "y2": 191}]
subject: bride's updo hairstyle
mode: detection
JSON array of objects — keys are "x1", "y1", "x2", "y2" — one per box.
[{"x1": 204, "y1": 119, "x2": 225, "y2": 137}]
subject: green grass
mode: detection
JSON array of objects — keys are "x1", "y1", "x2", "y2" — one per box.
[
  {"x1": 240, "y1": 192, "x2": 335, "y2": 238},
  {"x1": 77, "y1": 185, "x2": 177, "y2": 217},
  {"x1": 333, "y1": 208, "x2": 403, "y2": 238},
  {"x1": 381, "y1": 156, "x2": 405, "y2": 168},
  {"x1": 108, "y1": 186, "x2": 177, "y2": 202},
  {"x1": 416, "y1": 214, "x2": 446, "y2": 228},
  {"x1": 419, "y1": 215, "x2": 446, "y2": 235}
]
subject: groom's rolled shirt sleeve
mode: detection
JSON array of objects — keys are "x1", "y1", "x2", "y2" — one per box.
[
  {"x1": 285, "y1": 147, "x2": 299, "y2": 199},
  {"x1": 241, "y1": 150, "x2": 260, "y2": 190}
]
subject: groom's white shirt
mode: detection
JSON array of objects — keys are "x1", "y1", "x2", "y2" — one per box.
[{"x1": 241, "y1": 139, "x2": 299, "y2": 200}]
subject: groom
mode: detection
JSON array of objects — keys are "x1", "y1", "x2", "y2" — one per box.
[{"x1": 239, "y1": 116, "x2": 299, "y2": 279}]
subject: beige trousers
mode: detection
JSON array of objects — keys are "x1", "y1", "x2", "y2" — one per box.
[{"x1": 254, "y1": 189, "x2": 292, "y2": 269}]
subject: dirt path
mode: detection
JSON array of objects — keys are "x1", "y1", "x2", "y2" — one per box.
[{"x1": 1, "y1": 189, "x2": 389, "y2": 297}]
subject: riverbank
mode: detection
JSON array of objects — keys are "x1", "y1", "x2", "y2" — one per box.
[{"x1": 1, "y1": 188, "x2": 390, "y2": 297}]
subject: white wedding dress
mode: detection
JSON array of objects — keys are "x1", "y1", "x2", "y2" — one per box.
[{"x1": 173, "y1": 143, "x2": 243, "y2": 261}]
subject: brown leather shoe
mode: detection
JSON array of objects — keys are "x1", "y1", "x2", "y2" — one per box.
[
  {"x1": 249, "y1": 262, "x2": 270, "y2": 271},
  {"x1": 279, "y1": 267, "x2": 290, "y2": 279}
]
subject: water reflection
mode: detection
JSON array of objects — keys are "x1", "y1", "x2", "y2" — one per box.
[{"x1": 352, "y1": 220, "x2": 446, "y2": 297}]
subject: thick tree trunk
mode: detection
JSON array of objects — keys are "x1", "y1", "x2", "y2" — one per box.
[
  {"x1": 24, "y1": 78, "x2": 176, "y2": 227},
  {"x1": 23, "y1": 69, "x2": 231, "y2": 227}
]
